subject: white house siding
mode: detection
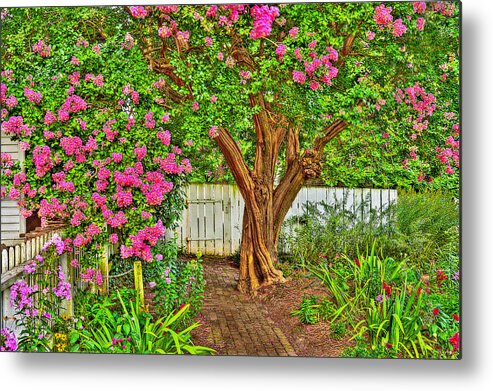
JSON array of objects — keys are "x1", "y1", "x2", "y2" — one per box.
[{"x1": 1, "y1": 132, "x2": 25, "y2": 242}]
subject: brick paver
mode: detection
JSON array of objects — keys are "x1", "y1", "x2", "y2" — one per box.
[{"x1": 196, "y1": 258, "x2": 297, "y2": 357}]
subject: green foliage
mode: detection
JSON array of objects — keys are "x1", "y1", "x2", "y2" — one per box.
[
  {"x1": 290, "y1": 295, "x2": 335, "y2": 325},
  {"x1": 330, "y1": 322, "x2": 347, "y2": 340},
  {"x1": 74, "y1": 290, "x2": 214, "y2": 354},
  {"x1": 151, "y1": 249, "x2": 206, "y2": 326},
  {"x1": 280, "y1": 189, "x2": 458, "y2": 269},
  {"x1": 307, "y1": 241, "x2": 459, "y2": 358}
]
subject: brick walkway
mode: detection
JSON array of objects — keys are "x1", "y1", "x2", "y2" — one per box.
[{"x1": 195, "y1": 259, "x2": 297, "y2": 357}]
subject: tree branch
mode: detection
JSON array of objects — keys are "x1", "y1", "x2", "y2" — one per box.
[{"x1": 214, "y1": 127, "x2": 254, "y2": 197}]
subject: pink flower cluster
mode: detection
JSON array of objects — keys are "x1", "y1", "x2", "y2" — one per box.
[
  {"x1": 249, "y1": 5, "x2": 279, "y2": 39},
  {"x1": 123, "y1": 33, "x2": 134, "y2": 50},
  {"x1": 0, "y1": 328, "x2": 17, "y2": 352},
  {"x1": 395, "y1": 83, "x2": 436, "y2": 117},
  {"x1": 32, "y1": 39, "x2": 51, "y2": 57},
  {"x1": 436, "y1": 135, "x2": 459, "y2": 174},
  {"x1": 157, "y1": 130, "x2": 171, "y2": 146},
  {"x1": 121, "y1": 220, "x2": 166, "y2": 262},
  {"x1": 23, "y1": 87, "x2": 43, "y2": 104},
  {"x1": 134, "y1": 145, "x2": 147, "y2": 160},
  {"x1": 39, "y1": 197, "x2": 68, "y2": 221},
  {"x1": 32, "y1": 145, "x2": 54, "y2": 178},
  {"x1": 413, "y1": 2, "x2": 427, "y2": 14},
  {"x1": 292, "y1": 45, "x2": 339, "y2": 88},
  {"x1": 10, "y1": 280, "x2": 35, "y2": 311},
  {"x1": 432, "y1": 1, "x2": 456, "y2": 17},
  {"x1": 374, "y1": 4, "x2": 394, "y2": 27},
  {"x1": 129, "y1": 6, "x2": 149, "y2": 18},
  {"x1": 144, "y1": 112, "x2": 155, "y2": 128},
  {"x1": 1, "y1": 152, "x2": 14, "y2": 168},
  {"x1": 61, "y1": 94, "x2": 87, "y2": 113},
  {"x1": 392, "y1": 19, "x2": 407, "y2": 37},
  {"x1": 275, "y1": 44, "x2": 286, "y2": 60},
  {"x1": 208, "y1": 126, "x2": 219, "y2": 138},
  {"x1": 80, "y1": 268, "x2": 103, "y2": 286}
]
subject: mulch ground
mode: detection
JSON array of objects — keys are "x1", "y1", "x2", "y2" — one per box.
[{"x1": 191, "y1": 257, "x2": 354, "y2": 357}]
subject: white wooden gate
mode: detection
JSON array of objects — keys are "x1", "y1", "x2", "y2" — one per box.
[{"x1": 171, "y1": 184, "x2": 397, "y2": 256}]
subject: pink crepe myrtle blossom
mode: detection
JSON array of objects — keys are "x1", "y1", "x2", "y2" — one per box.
[
  {"x1": 294, "y1": 47, "x2": 302, "y2": 61},
  {"x1": 374, "y1": 4, "x2": 394, "y2": 27},
  {"x1": 5, "y1": 95, "x2": 18, "y2": 108},
  {"x1": 292, "y1": 70, "x2": 307, "y2": 84},
  {"x1": 289, "y1": 26, "x2": 299, "y2": 39},
  {"x1": 392, "y1": 19, "x2": 407, "y2": 37},
  {"x1": 32, "y1": 40, "x2": 51, "y2": 57},
  {"x1": 209, "y1": 126, "x2": 219, "y2": 138},
  {"x1": 157, "y1": 130, "x2": 171, "y2": 146},
  {"x1": 93, "y1": 74, "x2": 104, "y2": 87},
  {"x1": 416, "y1": 17, "x2": 426, "y2": 31},
  {"x1": 309, "y1": 80, "x2": 320, "y2": 91},
  {"x1": 144, "y1": 112, "x2": 155, "y2": 128},
  {"x1": 326, "y1": 46, "x2": 339, "y2": 61},
  {"x1": 249, "y1": 5, "x2": 279, "y2": 39},
  {"x1": 23, "y1": 87, "x2": 42, "y2": 104},
  {"x1": 413, "y1": 2, "x2": 427, "y2": 14},
  {"x1": 122, "y1": 33, "x2": 134, "y2": 50},
  {"x1": 275, "y1": 44, "x2": 286, "y2": 60}
]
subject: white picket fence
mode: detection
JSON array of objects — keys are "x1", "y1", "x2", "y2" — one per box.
[{"x1": 171, "y1": 184, "x2": 397, "y2": 256}]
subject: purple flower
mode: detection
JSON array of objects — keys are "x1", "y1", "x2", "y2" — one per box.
[
  {"x1": 24, "y1": 262, "x2": 37, "y2": 274},
  {"x1": 0, "y1": 328, "x2": 17, "y2": 351},
  {"x1": 166, "y1": 277, "x2": 171, "y2": 284},
  {"x1": 376, "y1": 294, "x2": 383, "y2": 303}
]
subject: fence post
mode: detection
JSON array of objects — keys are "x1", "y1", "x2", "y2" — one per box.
[
  {"x1": 100, "y1": 246, "x2": 109, "y2": 295},
  {"x1": 59, "y1": 253, "x2": 74, "y2": 318},
  {"x1": 133, "y1": 261, "x2": 144, "y2": 312}
]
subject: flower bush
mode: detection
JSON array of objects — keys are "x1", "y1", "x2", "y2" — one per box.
[{"x1": 1, "y1": 26, "x2": 192, "y2": 271}]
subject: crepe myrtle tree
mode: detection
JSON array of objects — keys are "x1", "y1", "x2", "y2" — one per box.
[
  {"x1": 0, "y1": 8, "x2": 193, "y2": 282},
  {"x1": 119, "y1": 2, "x2": 459, "y2": 293},
  {"x1": 1, "y1": 2, "x2": 459, "y2": 293}
]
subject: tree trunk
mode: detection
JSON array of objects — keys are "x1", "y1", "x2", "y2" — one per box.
[{"x1": 237, "y1": 205, "x2": 285, "y2": 294}]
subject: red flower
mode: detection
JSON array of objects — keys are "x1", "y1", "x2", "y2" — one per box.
[
  {"x1": 436, "y1": 268, "x2": 448, "y2": 287},
  {"x1": 448, "y1": 332, "x2": 460, "y2": 353},
  {"x1": 417, "y1": 287, "x2": 423, "y2": 295},
  {"x1": 354, "y1": 258, "x2": 361, "y2": 268},
  {"x1": 382, "y1": 281, "x2": 393, "y2": 297},
  {"x1": 452, "y1": 313, "x2": 460, "y2": 322},
  {"x1": 385, "y1": 343, "x2": 393, "y2": 349},
  {"x1": 433, "y1": 307, "x2": 440, "y2": 316}
]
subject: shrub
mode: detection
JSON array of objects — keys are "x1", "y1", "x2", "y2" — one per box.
[{"x1": 280, "y1": 189, "x2": 458, "y2": 269}]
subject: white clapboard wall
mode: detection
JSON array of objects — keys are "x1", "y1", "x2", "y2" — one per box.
[
  {"x1": 170, "y1": 184, "x2": 397, "y2": 256},
  {"x1": 1, "y1": 132, "x2": 25, "y2": 241}
]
